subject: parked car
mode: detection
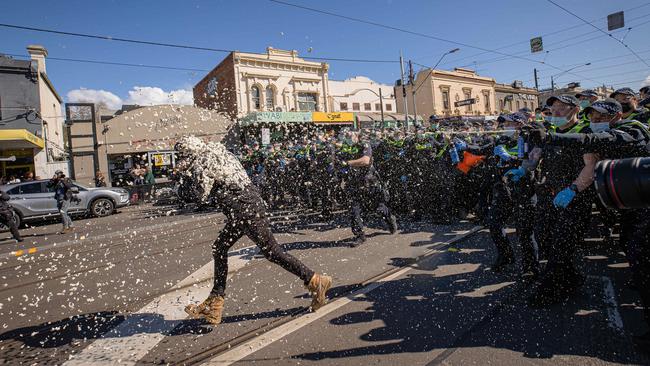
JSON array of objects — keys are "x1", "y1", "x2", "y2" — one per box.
[{"x1": 0, "y1": 180, "x2": 130, "y2": 228}]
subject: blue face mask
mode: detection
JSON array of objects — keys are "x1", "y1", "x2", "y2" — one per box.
[
  {"x1": 547, "y1": 116, "x2": 569, "y2": 127},
  {"x1": 590, "y1": 122, "x2": 610, "y2": 133}
]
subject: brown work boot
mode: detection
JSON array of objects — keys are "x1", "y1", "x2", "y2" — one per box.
[
  {"x1": 306, "y1": 273, "x2": 332, "y2": 311},
  {"x1": 184, "y1": 295, "x2": 225, "y2": 325},
  {"x1": 59, "y1": 228, "x2": 71, "y2": 234}
]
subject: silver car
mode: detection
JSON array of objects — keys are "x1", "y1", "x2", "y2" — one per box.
[{"x1": 0, "y1": 180, "x2": 130, "y2": 228}]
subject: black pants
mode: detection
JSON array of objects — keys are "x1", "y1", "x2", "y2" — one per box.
[
  {"x1": 349, "y1": 182, "x2": 394, "y2": 238},
  {"x1": 620, "y1": 209, "x2": 650, "y2": 324},
  {"x1": 487, "y1": 182, "x2": 538, "y2": 268},
  {"x1": 210, "y1": 190, "x2": 314, "y2": 297},
  {"x1": 0, "y1": 210, "x2": 21, "y2": 241},
  {"x1": 537, "y1": 190, "x2": 591, "y2": 279}
]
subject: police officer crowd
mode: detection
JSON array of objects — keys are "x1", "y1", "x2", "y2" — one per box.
[{"x1": 232, "y1": 85, "x2": 650, "y2": 349}]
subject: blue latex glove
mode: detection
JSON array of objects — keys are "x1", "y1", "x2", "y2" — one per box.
[
  {"x1": 493, "y1": 145, "x2": 512, "y2": 162},
  {"x1": 504, "y1": 167, "x2": 525, "y2": 182},
  {"x1": 553, "y1": 187, "x2": 576, "y2": 208},
  {"x1": 453, "y1": 138, "x2": 467, "y2": 152}
]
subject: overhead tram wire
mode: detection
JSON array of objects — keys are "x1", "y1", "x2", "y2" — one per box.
[
  {"x1": 434, "y1": 2, "x2": 650, "y2": 68},
  {"x1": 268, "y1": 0, "x2": 604, "y2": 85},
  {"x1": 0, "y1": 23, "x2": 398, "y2": 64},
  {"x1": 546, "y1": 0, "x2": 650, "y2": 67},
  {"x1": 2, "y1": 53, "x2": 210, "y2": 72},
  {"x1": 458, "y1": 14, "x2": 650, "y2": 70}
]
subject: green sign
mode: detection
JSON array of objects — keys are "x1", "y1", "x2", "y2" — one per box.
[
  {"x1": 240, "y1": 112, "x2": 312, "y2": 125},
  {"x1": 530, "y1": 37, "x2": 543, "y2": 53}
]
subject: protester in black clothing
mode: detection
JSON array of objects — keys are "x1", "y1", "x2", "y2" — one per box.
[
  {"x1": 0, "y1": 191, "x2": 22, "y2": 242},
  {"x1": 175, "y1": 136, "x2": 332, "y2": 325}
]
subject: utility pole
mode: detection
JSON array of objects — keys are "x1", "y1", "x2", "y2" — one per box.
[
  {"x1": 400, "y1": 51, "x2": 409, "y2": 131},
  {"x1": 379, "y1": 88, "x2": 385, "y2": 129},
  {"x1": 551, "y1": 75, "x2": 555, "y2": 91},
  {"x1": 534, "y1": 68, "x2": 539, "y2": 91},
  {"x1": 409, "y1": 60, "x2": 418, "y2": 128}
]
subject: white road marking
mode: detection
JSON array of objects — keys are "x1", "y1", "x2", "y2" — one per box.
[
  {"x1": 592, "y1": 275, "x2": 624, "y2": 333},
  {"x1": 203, "y1": 266, "x2": 413, "y2": 366},
  {"x1": 63, "y1": 244, "x2": 259, "y2": 366}
]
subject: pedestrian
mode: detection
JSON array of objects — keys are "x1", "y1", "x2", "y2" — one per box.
[
  {"x1": 47, "y1": 170, "x2": 75, "y2": 234},
  {"x1": 22, "y1": 172, "x2": 34, "y2": 181},
  {"x1": 95, "y1": 171, "x2": 107, "y2": 187},
  {"x1": 144, "y1": 166, "x2": 156, "y2": 201},
  {"x1": 0, "y1": 190, "x2": 22, "y2": 242},
  {"x1": 7, "y1": 175, "x2": 20, "y2": 184},
  {"x1": 175, "y1": 136, "x2": 332, "y2": 325}
]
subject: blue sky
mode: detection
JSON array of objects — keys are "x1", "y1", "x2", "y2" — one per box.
[{"x1": 2, "y1": 0, "x2": 649, "y2": 107}]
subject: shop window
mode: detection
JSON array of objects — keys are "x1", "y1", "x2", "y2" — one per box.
[
  {"x1": 352, "y1": 103, "x2": 360, "y2": 111},
  {"x1": 386, "y1": 104, "x2": 392, "y2": 111},
  {"x1": 265, "y1": 86, "x2": 274, "y2": 110},
  {"x1": 251, "y1": 86, "x2": 261, "y2": 110},
  {"x1": 297, "y1": 93, "x2": 317, "y2": 111},
  {"x1": 375, "y1": 103, "x2": 381, "y2": 110},
  {"x1": 340, "y1": 102, "x2": 348, "y2": 111},
  {"x1": 364, "y1": 103, "x2": 371, "y2": 111}
]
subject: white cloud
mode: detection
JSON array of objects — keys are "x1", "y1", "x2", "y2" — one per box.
[
  {"x1": 125, "y1": 86, "x2": 193, "y2": 106},
  {"x1": 643, "y1": 74, "x2": 650, "y2": 87},
  {"x1": 66, "y1": 88, "x2": 123, "y2": 110}
]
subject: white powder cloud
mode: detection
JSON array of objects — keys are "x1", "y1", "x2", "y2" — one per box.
[
  {"x1": 66, "y1": 88, "x2": 123, "y2": 110},
  {"x1": 125, "y1": 86, "x2": 194, "y2": 106},
  {"x1": 66, "y1": 86, "x2": 194, "y2": 110}
]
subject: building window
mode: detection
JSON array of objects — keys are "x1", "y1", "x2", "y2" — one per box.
[
  {"x1": 375, "y1": 103, "x2": 381, "y2": 110},
  {"x1": 464, "y1": 91, "x2": 472, "y2": 112},
  {"x1": 516, "y1": 100, "x2": 521, "y2": 110},
  {"x1": 352, "y1": 103, "x2": 360, "y2": 111},
  {"x1": 265, "y1": 86, "x2": 274, "y2": 110},
  {"x1": 385, "y1": 104, "x2": 392, "y2": 111},
  {"x1": 499, "y1": 99, "x2": 504, "y2": 111},
  {"x1": 297, "y1": 92, "x2": 317, "y2": 111},
  {"x1": 442, "y1": 90, "x2": 450, "y2": 110},
  {"x1": 484, "y1": 93, "x2": 490, "y2": 111},
  {"x1": 340, "y1": 102, "x2": 348, "y2": 111},
  {"x1": 251, "y1": 86, "x2": 261, "y2": 110},
  {"x1": 364, "y1": 103, "x2": 371, "y2": 111}
]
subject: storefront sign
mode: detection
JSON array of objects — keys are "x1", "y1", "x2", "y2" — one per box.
[
  {"x1": 241, "y1": 112, "x2": 312, "y2": 125},
  {"x1": 454, "y1": 98, "x2": 477, "y2": 107},
  {"x1": 152, "y1": 153, "x2": 171, "y2": 166},
  {"x1": 312, "y1": 112, "x2": 354, "y2": 124}
]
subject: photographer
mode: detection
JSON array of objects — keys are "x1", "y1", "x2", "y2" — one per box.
[{"x1": 47, "y1": 170, "x2": 75, "y2": 234}]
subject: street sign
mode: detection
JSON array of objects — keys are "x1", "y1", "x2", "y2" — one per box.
[
  {"x1": 607, "y1": 11, "x2": 624, "y2": 31},
  {"x1": 454, "y1": 98, "x2": 476, "y2": 107},
  {"x1": 530, "y1": 37, "x2": 543, "y2": 53}
]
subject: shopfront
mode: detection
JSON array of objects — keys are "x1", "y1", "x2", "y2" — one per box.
[{"x1": 0, "y1": 129, "x2": 45, "y2": 179}]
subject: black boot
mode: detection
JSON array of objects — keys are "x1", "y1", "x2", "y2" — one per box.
[
  {"x1": 388, "y1": 215, "x2": 398, "y2": 234},
  {"x1": 492, "y1": 253, "x2": 514, "y2": 273},
  {"x1": 350, "y1": 234, "x2": 366, "y2": 248},
  {"x1": 633, "y1": 331, "x2": 650, "y2": 351}
]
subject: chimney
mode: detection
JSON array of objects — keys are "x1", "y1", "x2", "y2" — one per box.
[{"x1": 27, "y1": 44, "x2": 48, "y2": 74}]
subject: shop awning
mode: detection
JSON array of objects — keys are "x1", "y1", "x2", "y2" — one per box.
[{"x1": 0, "y1": 129, "x2": 44, "y2": 149}]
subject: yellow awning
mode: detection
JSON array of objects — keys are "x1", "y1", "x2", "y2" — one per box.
[{"x1": 0, "y1": 129, "x2": 44, "y2": 149}]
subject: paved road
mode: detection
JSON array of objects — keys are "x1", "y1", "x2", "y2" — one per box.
[{"x1": 0, "y1": 204, "x2": 648, "y2": 365}]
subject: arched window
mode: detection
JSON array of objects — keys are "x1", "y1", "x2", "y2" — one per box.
[
  {"x1": 265, "y1": 86, "x2": 275, "y2": 110},
  {"x1": 251, "y1": 86, "x2": 261, "y2": 110}
]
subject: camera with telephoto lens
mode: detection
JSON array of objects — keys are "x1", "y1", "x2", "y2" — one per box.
[{"x1": 594, "y1": 157, "x2": 650, "y2": 209}]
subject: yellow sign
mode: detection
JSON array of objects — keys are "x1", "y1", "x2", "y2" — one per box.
[
  {"x1": 0, "y1": 129, "x2": 45, "y2": 149},
  {"x1": 153, "y1": 153, "x2": 171, "y2": 166},
  {"x1": 312, "y1": 112, "x2": 354, "y2": 124}
]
